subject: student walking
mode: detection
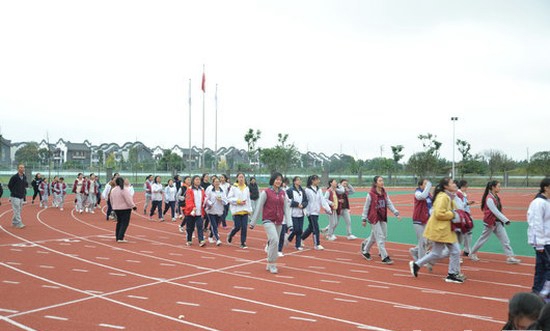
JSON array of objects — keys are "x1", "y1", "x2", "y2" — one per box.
[
  {"x1": 527, "y1": 178, "x2": 550, "y2": 298},
  {"x1": 286, "y1": 176, "x2": 309, "y2": 251},
  {"x1": 360, "y1": 176, "x2": 402, "y2": 265},
  {"x1": 469, "y1": 180, "x2": 521, "y2": 264},
  {"x1": 324, "y1": 179, "x2": 341, "y2": 241},
  {"x1": 163, "y1": 179, "x2": 177, "y2": 221},
  {"x1": 250, "y1": 172, "x2": 292, "y2": 274},
  {"x1": 109, "y1": 177, "x2": 137, "y2": 243},
  {"x1": 102, "y1": 173, "x2": 119, "y2": 221},
  {"x1": 409, "y1": 177, "x2": 464, "y2": 283},
  {"x1": 8, "y1": 164, "x2": 28, "y2": 228},
  {"x1": 72, "y1": 173, "x2": 86, "y2": 213},
  {"x1": 149, "y1": 176, "x2": 164, "y2": 221},
  {"x1": 455, "y1": 179, "x2": 475, "y2": 256},
  {"x1": 184, "y1": 175, "x2": 206, "y2": 246},
  {"x1": 227, "y1": 173, "x2": 253, "y2": 249},
  {"x1": 410, "y1": 179, "x2": 432, "y2": 262},
  {"x1": 31, "y1": 173, "x2": 42, "y2": 204},
  {"x1": 219, "y1": 174, "x2": 231, "y2": 228},
  {"x1": 50, "y1": 176, "x2": 59, "y2": 207},
  {"x1": 38, "y1": 177, "x2": 50, "y2": 209},
  {"x1": 205, "y1": 177, "x2": 228, "y2": 246},
  {"x1": 53, "y1": 177, "x2": 67, "y2": 211},
  {"x1": 177, "y1": 176, "x2": 191, "y2": 232},
  {"x1": 249, "y1": 177, "x2": 260, "y2": 212},
  {"x1": 143, "y1": 175, "x2": 153, "y2": 215},
  {"x1": 337, "y1": 179, "x2": 357, "y2": 240},
  {"x1": 301, "y1": 175, "x2": 331, "y2": 250},
  {"x1": 86, "y1": 173, "x2": 99, "y2": 213}
]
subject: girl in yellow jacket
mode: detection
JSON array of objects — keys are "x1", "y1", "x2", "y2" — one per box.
[{"x1": 409, "y1": 177, "x2": 464, "y2": 283}]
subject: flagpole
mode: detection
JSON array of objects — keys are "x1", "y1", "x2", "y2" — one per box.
[
  {"x1": 215, "y1": 83, "x2": 218, "y2": 170},
  {"x1": 201, "y1": 64, "x2": 206, "y2": 171},
  {"x1": 188, "y1": 78, "x2": 192, "y2": 172}
]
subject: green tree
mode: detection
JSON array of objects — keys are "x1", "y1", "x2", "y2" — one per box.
[
  {"x1": 15, "y1": 142, "x2": 40, "y2": 165},
  {"x1": 457, "y1": 139, "x2": 472, "y2": 178},
  {"x1": 244, "y1": 129, "x2": 261, "y2": 165},
  {"x1": 350, "y1": 159, "x2": 366, "y2": 184},
  {"x1": 105, "y1": 152, "x2": 117, "y2": 169},
  {"x1": 531, "y1": 151, "x2": 550, "y2": 176},
  {"x1": 408, "y1": 133, "x2": 443, "y2": 176},
  {"x1": 485, "y1": 150, "x2": 515, "y2": 179},
  {"x1": 259, "y1": 133, "x2": 299, "y2": 175},
  {"x1": 157, "y1": 149, "x2": 185, "y2": 172}
]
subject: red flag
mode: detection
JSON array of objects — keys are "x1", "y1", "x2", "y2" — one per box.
[{"x1": 201, "y1": 71, "x2": 205, "y2": 93}]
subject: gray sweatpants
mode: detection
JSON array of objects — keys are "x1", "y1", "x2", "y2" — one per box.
[
  {"x1": 264, "y1": 221, "x2": 283, "y2": 263},
  {"x1": 327, "y1": 209, "x2": 354, "y2": 236},
  {"x1": 416, "y1": 241, "x2": 461, "y2": 275},
  {"x1": 462, "y1": 231, "x2": 473, "y2": 254},
  {"x1": 327, "y1": 211, "x2": 338, "y2": 237},
  {"x1": 471, "y1": 222, "x2": 514, "y2": 257},
  {"x1": 75, "y1": 193, "x2": 85, "y2": 211},
  {"x1": 410, "y1": 223, "x2": 427, "y2": 260},
  {"x1": 11, "y1": 197, "x2": 24, "y2": 226},
  {"x1": 362, "y1": 222, "x2": 388, "y2": 259}
]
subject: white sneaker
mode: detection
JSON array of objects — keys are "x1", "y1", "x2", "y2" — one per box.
[
  {"x1": 460, "y1": 258, "x2": 464, "y2": 264},
  {"x1": 314, "y1": 245, "x2": 324, "y2": 251},
  {"x1": 321, "y1": 227, "x2": 328, "y2": 234},
  {"x1": 266, "y1": 264, "x2": 278, "y2": 274},
  {"x1": 178, "y1": 226, "x2": 185, "y2": 233},
  {"x1": 85, "y1": 207, "x2": 89, "y2": 213},
  {"x1": 90, "y1": 210, "x2": 95, "y2": 214},
  {"x1": 264, "y1": 244, "x2": 268, "y2": 253},
  {"x1": 278, "y1": 252, "x2": 284, "y2": 257},
  {"x1": 172, "y1": 218, "x2": 177, "y2": 222},
  {"x1": 347, "y1": 234, "x2": 357, "y2": 240},
  {"x1": 507, "y1": 256, "x2": 521, "y2": 264},
  {"x1": 208, "y1": 238, "x2": 215, "y2": 244},
  {"x1": 60, "y1": 208, "x2": 64, "y2": 211},
  {"x1": 409, "y1": 247, "x2": 418, "y2": 261},
  {"x1": 297, "y1": 247, "x2": 304, "y2": 251},
  {"x1": 216, "y1": 240, "x2": 222, "y2": 246},
  {"x1": 327, "y1": 235, "x2": 337, "y2": 241},
  {"x1": 469, "y1": 254, "x2": 480, "y2": 262}
]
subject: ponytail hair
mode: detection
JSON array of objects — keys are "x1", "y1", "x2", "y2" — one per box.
[
  {"x1": 481, "y1": 180, "x2": 499, "y2": 210},
  {"x1": 115, "y1": 177, "x2": 124, "y2": 190},
  {"x1": 433, "y1": 177, "x2": 452, "y2": 201},
  {"x1": 457, "y1": 179, "x2": 468, "y2": 190},
  {"x1": 372, "y1": 176, "x2": 382, "y2": 188},
  {"x1": 307, "y1": 175, "x2": 319, "y2": 188},
  {"x1": 536, "y1": 178, "x2": 550, "y2": 199}
]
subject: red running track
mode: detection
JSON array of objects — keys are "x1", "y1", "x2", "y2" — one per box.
[{"x1": 0, "y1": 193, "x2": 535, "y2": 331}]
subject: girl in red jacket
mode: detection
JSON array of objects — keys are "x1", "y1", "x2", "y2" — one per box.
[{"x1": 184, "y1": 175, "x2": 206, "y2": 247}]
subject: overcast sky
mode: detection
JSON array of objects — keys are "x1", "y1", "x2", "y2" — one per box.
[{"x1": 1, "y1": 0, "x2": 549, "y2": 162}]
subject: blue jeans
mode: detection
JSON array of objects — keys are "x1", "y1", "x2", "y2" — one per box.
[
  {"x1": 288, "y1": 216, "x2": 304, "y2": 248},
  {"x1": 229, "y1": 214, "x2": 248, "y2": 245},
  {"x1": 185, "y1": 216, "x2": 204, "y2": 243},
  {"x1": 533, "y1": 246, "x2": 550, "y2": 293},
  {"x1": 301, "y1": 214, "x2": 320, "y2": 246},
  {"x1": 207, "y1": 214, "x2": 221, "y2": 241}
]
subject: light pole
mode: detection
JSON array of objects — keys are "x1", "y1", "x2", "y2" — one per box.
[{"x1": 451, "y1": 117, "x2": 458, "y2": 179}]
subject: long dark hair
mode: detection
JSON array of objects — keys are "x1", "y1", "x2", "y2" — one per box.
[
  {"x1": 457, "y1": 179, "x2": 468, "y2": 189},
  {"x1": 433, "y1": 177, "x2": 452, "y2": 201},
  {"x1": 307, "y1": 175, "x2": 319, "y2": 188},
  {"x1": 502, "y1": 292, "x2": 543, "y2": 330},
  {"x1": 536, "y1": 178, "x2": 550, "y2": 199},
  {"x1": 372, "y1": 176, "x2": 382, "y2": 188},
  {"x1": 191, "y1": 175, "x2": 201, "y2": 189},
  {"x1": 528, "y1": 301, "x2": 550, "y2": 331},
  {"x1": 481, "y1": 180, "x2": 499, "y2": 210},
  {"x1": 327, "y1": 178, "x2": 337, "y2": 189},
  {"x1": 115, "y1": 177, "x2": 125, "y2": 190},
  {"x1": 269, "y1": 172, "x2": 283, "y2": 186}
]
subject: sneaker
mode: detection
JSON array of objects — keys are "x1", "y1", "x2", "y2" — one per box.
[
  {"x1": 267, "y1": 264, "x2": 278, "y2": 274},
  {"x1": 463, "y1": 251, "x2": 470, "y2": 257},
  {"x1": 426, "y1": 263, "x2": 433, "y2": 272},
  {"x1": 409, "y1": 247, "x2": 418, "y2": 261},
  {"x1": 457, "y1": 273, "x2": 467, "y2": 281},
  {"x1": 172, "y1": 218, "x2": 177, "y2": 222},
  {"x1": 60, "y1": 208, "x2": 64, "y2": 211},
  {"x1": 469, "y1": 254, "x2": 480, "y2": 262},
  {"x1": 117, "y1": 239, "x2": 128, "y2": 243},
  {"x1": 12, "y1": 224, "x2": 26, "y2": 229},
  {"x1": 264, "y1": 243, "x2": 268, "y2": 253},
  {"x1": 321, "y1": 227, "x2": 328, "y2": 234},
  {"x1": 199, "y1": 240, "x2": 206, "y2": 247},
  {"x1": 216, "y1": 240, "x2": 222, "y2": 246},
  {"x1": 382, "y1": 257, "x2": 394, "y2": 265},
  {"x1": 208, "y1": 238, "x2": 215, "y2": 244},
  {"x1": 227, "y1": 235, "x2": 232, "y2": 244},
  {"x1": 360, "y1": 241, "x2": 366, "y2": 253},
  {"x1": 85, "y1": 207, "x2": 89, "y2": 213},
  {"x1": 314, "y1": 245, "x2": 324, "y2": 251},
  {"x1": 278, "y1": 252, "x2": 284, "y2": 257},
  {"x1": 409, "y1": 261, "x2": 420, "y2": 277},
  {"x1": 327, "y1": 235, "x2": 337, "y2": 241},
  {"x1": 347, "y1": 234, "x2": 357, "y2": 240},
  {"x1": 143, "y1": 209, "x2": 146, "y2": 215},
  {"x1": 240, "y1": 244, "x2": 248, "y2": 249},
  {"x1": 507, "y1": 256, "x2": 521, "y2": 264},
  {"x1": 283, "y1": 233, "x2": 290, "y2": 247},
  {"x1": 159, "y1": 218, "x2": 165, "y2": 222},
  {"x1": 297, "y1": 246, "x2": 304, "y2": 251},
  {"x1": 445, "y1": 273, "x2": 464, "y2": 283},
  {"x1": 186, "y1": 241, "x2": 192, "y2": 246},
  {"x1": 179, "y1": 226, "x2": 185, "y2": 233},
  {"x1": 459, "y1": 258, "x2": 464, "y2": 264},
  {"x1": 361, "y1": 251, "x2": 372, "y2": 261}
]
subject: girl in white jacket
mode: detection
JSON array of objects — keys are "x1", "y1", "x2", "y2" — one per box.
[
  {"x1": 149, "y1": 176, "x2": 164, "y2": 221},
  {"x1": 163, "y1": 179, "x2": 178, "y2": 221},
  {"x1": 205, "y1": 177, "x2": 228, "y2": 246},
  {"x1": 528, "y1": 178, "x2": 550, "y2": 298},
  {"x1": 227, "y1": 173, "x2": 253, "y2": 249},
  {"x1": 301, "y1": 175, "x2": 331, "y2": 250}
]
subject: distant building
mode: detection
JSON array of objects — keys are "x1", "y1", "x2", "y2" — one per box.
[{"x1": 0, "y1": 136, "x2": 11, "y2": 166}]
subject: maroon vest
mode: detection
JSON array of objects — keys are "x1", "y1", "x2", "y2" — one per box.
[
  {"x1": 483, "y1": 193, "x2": 501, "y2": 226},
  {"x1": 367, "y1": 187, "x2": 388, "y2": 224},
  {"x1": 263, "y1": 188, "x2": 286, "y2": 225},
  {"x1": 337, "y1": 190, "x2": 350, "y2": 210},
  {"x1": 412, "y1": 188, "x2": 431, "y2": 225}
]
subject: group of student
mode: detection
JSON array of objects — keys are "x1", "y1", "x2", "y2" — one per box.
[{"x1": 30, "y1": 173, "x2": 70, "y2": 211}]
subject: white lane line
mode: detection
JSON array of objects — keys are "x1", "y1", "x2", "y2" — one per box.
[
  {"x1": 308, "y1": 266, "x2": 326, "y2": 270},
  {"x1": 39, "y1": 265, "x2": 55, "y2": 269},
  {"x1": 125, "y1": 260, "x2": 141, "y2": 263},
  {"x1": 201, "y1": 256, "x2": 216, "y2": 260},
  {"x1": 96, "y1": 257, "x2": 110, "y2": 260},
  {"x1": 336, "y1": 258, "x2": 352, "y2": 261},
  {"x1": 44, "y1": 315, "x2": 69, "y2": 321},
  {"x1": 368, "y1": 285, "x2": 390, "y2": 289},
  {"x1": 231, "y1": 309, "x2": 256, "y2": 314},
  {"x1": 109, "y1": 273, "x2": 127, "y2": 277},
  {"x1": 0, "y1": 308, "x2": 19, "y2": 313},
  {"x1": 274, "y1": 275, "x2": 294, "y2": 279},
  {"x1": 350, "y1": 269, "x2": 369, "y2": 274},
  {"x1": 168, "y1": 253, "x2": 182, "y2": 256},
  {"x1": 99, "y1": 323, "x2": 126, "y2": 329},
  {"x1": 72, "y1": 269, "x2": 89, "y2": 273},
  {"x1": 233, "y1": 271, "x2": 251, "y2": 275},
  {"x1": 462, "y1": 314, "x2": 494, "y2": 320},
  {"x1": 394, "y1": 305, "x2": 421, "y2": 311},
  {"x1": 421, "y1": 290, "x2": 446, "y2": 295},
  {"x1": 481, "y1": 297, "x2": 507, "y2": 303},
  {"x1": 42, "y1": 285, "x2": 61, "y2": 289},
  {"x1": 283, "y1": 292, "x2": 306, "y2": 297},
  {"x1": 84, "y1": 245, "x2": 96, "y2": 248},
  {"x1": 140, "y1": 251, "x2": 154, "y2": 254},
  {"x1": 233, "y1": 286, "x2": 254, "y2": 290},
  {"x1": 320, "y1": 280, "x2": 341, "y2": 284},
  {"x1": 87, "y1": 290, "x2": 104, "y2": 294},
  {"x1": 10, "y1": 248, "x2": 22, "y2": 252},
  {"x1": 36, "y1": 251, "x2": 50, "y2": 254},
  {"x1": 0, "y1": 316, "x2": 38, "y2": 331},
  {"x1": 127, "y1": 295, "x2": 148, "y2": 300},
  {"x1": 3, "y1": 280, "x2": 20, "y2": 284},
  {"x1": 6, "y1": 262, "x2": 22, "y2": 266},
  {"x1": 189, "y1": 281, "x2": 207, "y2": 285},
  {"x1": 176, "y1": 301, "x2": 200, "y2": 307},
  {"x1": 290, "y1": 316, "x2": 317, "y2": 322},
  {"x1": 392, "y1": 273, "x2": 410, "y2": 277},
  {"x1": 160, "y1": 263, "x2": 176, "y2": 267},
  {"x1": 334, "y1": 298, "x2": 358, "y2": 303}
]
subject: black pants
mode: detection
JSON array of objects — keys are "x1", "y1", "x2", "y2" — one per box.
[
  {"x1": 301, "y1": 214, "x2": 320, "y2": 246},
  {"x1": 533, "y1": 245, "x2": 550, "y2": 293},
  {"x1": 186, "y1": 215, "x2": 204, "y2": 243},
  {"x1": 106, "y1": 200, "x2": 113, "y2": 220},
  {"x1": 32, "y1": 188, "x2": 41, "y2": 202},
  {"x1": 114, "y1": 209, "x2": 132, "y2": 241},
  {"x1": 163, "y1": 201, "x2": 176, "y2": 218}
]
